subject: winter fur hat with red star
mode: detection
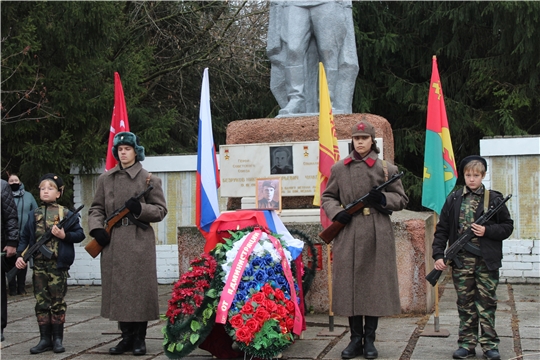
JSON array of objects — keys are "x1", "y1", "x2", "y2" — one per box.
[{"x1": 112, "y1": 131, "x2": 146, "y2": 162}]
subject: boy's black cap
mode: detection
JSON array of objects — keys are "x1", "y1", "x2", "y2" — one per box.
[
  {"x1": 459, "y1": 155, "x2": 487, "y2": 176},
  {"x1": 39, "y1": 173, "x2": 65, "y2": 194}
]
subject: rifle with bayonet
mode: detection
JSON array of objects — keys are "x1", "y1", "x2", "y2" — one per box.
[
  {"x1": 318, "y1": 172, "x2": 404, "y2": 244},
  {"x1": 425, "y1": 194, "x2": 512, "y2": 286},
  {"x1": 6, "y1": 205, "x2": 84, "y2": 283},
  {"x1": 84, "y1": 185, "x2": 153, "y2": 258}
]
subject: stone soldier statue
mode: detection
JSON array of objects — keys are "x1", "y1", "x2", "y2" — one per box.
[{"x1": 267, "y1": 1, "x2": 359, "y2": 117}]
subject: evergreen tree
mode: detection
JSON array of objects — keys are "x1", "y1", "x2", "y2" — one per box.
[{"x1": 352, "y1": 1, "x2": 540, "y2": 209}]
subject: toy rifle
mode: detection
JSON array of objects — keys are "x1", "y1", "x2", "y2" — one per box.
[
  {"x1": 6, "y1": 205, "x2": 84, "y2": 283},
  {"x1": 425, "y1": 194, "x2": 512, "y2": 286},
  {"x1": 84, "y1": 185, "x2": 153, "y2": 258},
  {"x1": 318, "y1": 172, "x2": 404, "y2": 244}
]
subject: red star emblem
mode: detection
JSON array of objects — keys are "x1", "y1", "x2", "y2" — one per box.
[{"x1": 357, "y1": 123, "x2": 365, "y2": 131}]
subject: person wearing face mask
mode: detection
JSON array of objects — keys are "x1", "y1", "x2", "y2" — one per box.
[
  {"x1": 7, "y1": 173, "x2": 38, "y2": 296},
  {"x1": 321, "y1": 121, "x2": 408, "y2": 359}
]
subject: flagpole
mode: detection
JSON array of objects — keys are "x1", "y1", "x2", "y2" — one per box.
[
  {"x1": 327, "y1": 243, "x2": 334, "y2": 331},
  {"x1": 420, "y1": 212, "x2": 449, "y2": 337},
  {"x1": 421, "y1": 55, "x2": 454, "y2": 338}
]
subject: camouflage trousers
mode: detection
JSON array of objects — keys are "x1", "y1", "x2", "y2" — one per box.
[
  {"x1": 33, "y1": 260, "x2": 68, "y2": 325},
  {"x1": 452, "y1": 252, "x2": 499, "y2": 351}
]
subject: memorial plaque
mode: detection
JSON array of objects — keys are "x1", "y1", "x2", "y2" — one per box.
[{"x1": 220, "y1": 139, "x2": 383, "y2": 197}]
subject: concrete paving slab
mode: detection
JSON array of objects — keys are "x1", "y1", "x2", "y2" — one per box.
[
  {"x1": 520, "y1": 325, "x2": 540, "y2": 339},
  {"x1": 302, "y1": 325, "x2": 346, "y2": 339},
  {"x1": 2, "y1": 283, "x2": 538, "y2": 359},
  {"x1": 511, "y1": 284, "x2": 540, "y2": 301},
  {"x1": 282, "y1": 338, "x2": 330, "y2": 359},
  {"x1": 521, "y1": 337, "x2": 540, "y2": 352}
]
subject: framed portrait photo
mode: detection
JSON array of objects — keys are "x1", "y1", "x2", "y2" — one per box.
[
  {"x1": 255, "y1": 178, "x2": 282, "y2": 212},
  {"x1": 270, "y1": 145, "x2": 294, "y2": 174}
]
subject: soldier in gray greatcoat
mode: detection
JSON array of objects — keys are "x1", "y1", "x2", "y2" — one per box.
[
  {"x1": 88, "y1": 132, "x2": 167, "y2": 356},
  {"x1": 322, "y1": 121, "x2": 408, "y2": 359}
]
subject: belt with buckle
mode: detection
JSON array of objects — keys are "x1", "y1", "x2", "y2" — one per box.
[{"x1": 114, "y1": 217, "x2": 133, "y2": 227}]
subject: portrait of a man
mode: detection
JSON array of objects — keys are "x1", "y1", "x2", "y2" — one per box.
[
  {"x1": 256, "y1": 179, "x2": 281, "y2": 210},
  {"x1": 270, "y1": 146, "x2": 293, "y2": 174}
]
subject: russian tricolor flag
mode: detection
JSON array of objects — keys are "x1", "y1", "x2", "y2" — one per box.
[{"x1": 196, "y1": 68, "x2": 220, "y2": 241}]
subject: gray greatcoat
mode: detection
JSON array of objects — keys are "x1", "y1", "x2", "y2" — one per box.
[
  {"x1": 322, "y1": 151, "x2": 408, "y2": 317},
  {"x1": 88, "y1": 162, "x2": 167, "y2": 322}
]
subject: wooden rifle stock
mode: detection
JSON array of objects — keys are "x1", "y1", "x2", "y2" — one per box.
[
  {"x1": 84, "y1": 208, "x2": 130, "y2": 258},
  {"x1": 84, "y1": 186, "x2": 153, "y2": 258},
  {"x1": 318, "y1": 201, "x2": 367, "y2": 244},
  {"x1": 318, "y1": 172, "x2": 404, "y2": 244}
]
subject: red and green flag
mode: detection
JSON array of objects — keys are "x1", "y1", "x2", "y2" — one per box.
[{"x1": 422, "y1": 56, "x2": 457, "y2": 214}]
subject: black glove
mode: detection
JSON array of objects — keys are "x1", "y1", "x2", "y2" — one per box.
[
  {"x1": 125, "y1": 197, "x2": 142, "y2": 216},
  {"x1": 90, "y1": 228, "x2": 110, "y2": 247},
  {"x1": 333, "y1": 211, "x2": 352, "y2": 224},
  {"x1": 367, "y1": 187, "x2": 385, "y2": 205}
]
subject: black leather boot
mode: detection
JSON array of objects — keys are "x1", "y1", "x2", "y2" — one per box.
[
  {"x1": 364, "y1": 316, "x2": 378, "y2": 359},
  {"x1": 30, "y1": 324, "x2": 53, "y2": 354},
  {"x1": 109, "y1": 322, "x2": 134, "y2": 355},
  {"x1": 132, "y1": 321, "x2": 147, "y2": 356},
  {"x1": 51, "y1": 323, "x2": 65, "y2": 353},
  {"x1": 341, "y1": 316, "x2": 363, "y2": 359}
]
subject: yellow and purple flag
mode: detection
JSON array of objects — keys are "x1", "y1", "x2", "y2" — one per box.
[
  {"x1": 422, "y1": 56, "x2": 457, "y2": 214},
  {"x1": 313, "y1": 63, "x2": 340, "y2": 228}
]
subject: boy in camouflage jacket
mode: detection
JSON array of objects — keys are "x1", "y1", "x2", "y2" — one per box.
[
  {"x1": 432, "y1": 156, "x2": 513, "y2": 360},
  {"x1": 15, "y1": 173, "x2": 85, "y2": 354}
]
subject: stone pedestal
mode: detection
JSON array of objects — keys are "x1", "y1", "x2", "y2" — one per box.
[
  {"x1": 226, "y1": 113, "x2": 395, "y2": 162},
  {"x1": 177, "y1": 209, "x2": 436, "y2": 314}
]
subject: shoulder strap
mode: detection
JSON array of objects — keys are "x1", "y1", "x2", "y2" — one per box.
[
  {"x1": 58, "y1": 205, "x2": 64, "y2": 222},
  {"x1": 484, "y1": 189, "x2": 490, "y2": 214},
  {"x1": 382, "y1": 160, "x2": 388, "y2": 182}
]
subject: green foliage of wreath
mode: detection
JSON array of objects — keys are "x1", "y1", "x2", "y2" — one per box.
[
  {"x1": 162, "y1": 252, "x2": 224, "y2": 359},
  {"x1": 162, "y1": 226, "x2": 313, "y2": 359}
]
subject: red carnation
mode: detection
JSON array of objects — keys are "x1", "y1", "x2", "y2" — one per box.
[
  {"x1": 230, "y1": 313, "x2": 245, "y2": 329},
  {"x1": 285, "y1": 300, "x2": 295, "y2": 313},
  {"x1": 263, "y1": 299, "x2": 278, "y2": 312},
  {"x1": 276, "y1": 305, "x2": 288, "y2": 318},
  {"x1": 251, "y1": 292, "x2": 266, "y2": 304},
  {"x1": 253, "y1": 308, "x2": 271, "y2": 323},
  {"x1": 262, "y1": 283, "x2": 274, "y2": 296},
  {"x1": 286, "y1": 317, "x2": 294, "y2": 330},
  {"x1": 274, "y1": 289, "x2": 286, "y2": 301},
  {"x1": 240, "y1": 301, "x2": 255, "y2": 315},
  {"x1": 236, "y1": 326, "x2": 253, "y2": 344},
  {"x1": 245, "y1": 318, "x2": 261, "y2": 333}
]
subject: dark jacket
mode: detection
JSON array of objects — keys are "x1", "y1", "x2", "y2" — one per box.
[
  {"x1": 432, "y1": 187, "x2": 514, "y2": 271},
  {"x1": 18, "y1": 203, "x2": 85, "y2": 269},
  {"x1": 1, "y1": 179, "x2": 19, "y2": 250},
  {"x1": 11, "y1": 182, "x2": 38, "y2": 234}
]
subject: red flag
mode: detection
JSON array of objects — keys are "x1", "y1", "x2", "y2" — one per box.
[{"x1": 105, "y1": 72, "x2": 130, "y2": 171}]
